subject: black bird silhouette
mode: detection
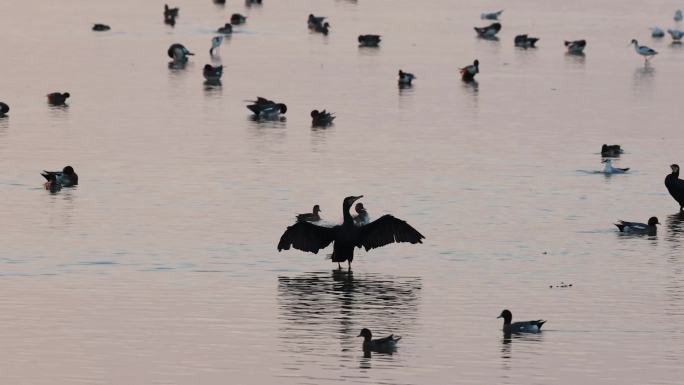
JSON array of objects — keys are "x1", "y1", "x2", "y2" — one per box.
[
  {"x1": 666, "y1": 164, "x2": 684, "y2": 211},
  {"x1": 358, "y1": 35, "x2": 381, "y2": 47},
  {"x1": 0, "y1": 102, "x2": 9, "y2": 117},
  {"x1": 92, "y1": 23, "x2": 111, "y2": 31},
  {"x1": 41, "y1": 166, "x2": 78, "y2": 189},
  {"x1": 311, "y1": 109, "x2": 335, "y2": 126},
  {"x1": 47, "y1": 92, "x2": 70, "y2": 105},
  {"x1": 601, "y1": 144, "x2": 622, "y2": 157},
  {"x1": 278, "y1": 196, "x2": 424, "y2": 269}
]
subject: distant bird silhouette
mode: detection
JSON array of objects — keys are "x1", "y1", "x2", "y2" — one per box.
[
  {"x1": 313, "y1": 22, "x2": 330, "y2": 35},
  {"x1": 651, "y1": 27, "x2": 665, "y2": 38},
  {"x1": 602, "y1": 159, "x2": 629, "y2": 174},
  {"x1": 41, "y1": 166, "x2": 78, "y2": 190},
  {"x1": 92, "y1": 23, "x2": 110, "y2": 31},
  {"x1": 564, "y1": 39, "x2": 586, "y2": 54},
  {"x1": 481, "y1": 10, "x2": 503, "y2": 20},
  {"x1": 515, "y1": 34, "x2": 539, "y2": 48},
  {"x1": 358, "y1": 328, "x2": 401, "y2": 352},
  {"x1": 214, "y1": 0, "x2": 226, "y2": 4},
  {"x1": 246, "y1": 97, "x2": 287, "y2": 118},
  {"x1": 164, "y1": 4, "x2": 179, "y2": 19},
  {"x1": 210, "y1": 36, "x2": 223, "y2": 55},
  {"x1": 278, "y1": 195, "x2": 424, "y2": 269},
  {"x1": 630, "y1": 39, "x2": 657, "y2": 62},
  {"x1": 398, "y1": 70, "x2": 415, "y2": 85},
  {"x1": 203, "y1": 64, "x2": 223, "y2": 82},
  {"x1": 460, "y1": 59, "x2": 479, "y2": 82},
  {"x1": 231, "y1": 13, "x2": 247, "y2": 25},
  {"x1": 296, "y1": 205, "x2": 321, "y2": 222},
  {"x1": 675, "y1": 9, "x2": 683, "y2": 22},
  {"x1": 245, "y1": 0, "x2": 262, "y2": 6},
  {"x1": 47, "y1": 92, "x2": 70, "y2": 105},
  {"x1": 167, "y1": 43, "x2": 194, "y2": 62},
  {"x1": 217, "y1": 23, "x2": 233, "y2": 34},
  {"x1": 354, "y1": 203, "x2": 369, "y2": 226},
  {"x1": 668, "y1": 29, "x2": 684, "y2": 42},
  {"x1": 601, "y1": 144, "x2": 622, "y2": 157},
  {"x1": 358, "y1": 34, "x2": 381, "y2": 47},
  {"x1": 308, "y1": 14, "x2": 326, "y2": 29},
  {"x1": 665, "y1": 164, "x2": 684, "y2": 211},
  {"x1": 0, "y1": 102, "x2": 9, "y2": 117},
  {"x1": 474, "y1": 22, "x2": 501, "y2": 38},
  {"x1": 498, "y1": 309, "x2": 546, "y2": 334},
  {"x1": 615, "y1": 217, "x2": 659, "y2": 234},
  {"x1": 311, "y1": 109, "x2": 335, "y2": 126}
]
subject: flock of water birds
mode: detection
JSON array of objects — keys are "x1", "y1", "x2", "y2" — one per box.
[{"x1": 2, "y1": 1, "x2": 684, "y2": 354}]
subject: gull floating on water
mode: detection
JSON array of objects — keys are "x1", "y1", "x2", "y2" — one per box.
[
  {"x1": 474, "y1": 22, "x2": 501, "y2": 38},
  {"x1": 565, "y1": 39, "x2": 586, "y2": 54},
  {"x1": 651, "y1": 27, "x2": 665, "y2": 38},
  {"x1": 630, "y1": 39, "x2": 657, "y2": 61},
  {"x1": 668, "y1": 29, "x2": 684, "y2": 42},
  {"x1": 602, "y1": 159, "x2": 629, "y2": 174},
  {"x1": 480, "y1": 10, "x2": 503, "y2": 20},
  {"x1": 675, "y1": 9, "x2": 683, "y2": 22}
]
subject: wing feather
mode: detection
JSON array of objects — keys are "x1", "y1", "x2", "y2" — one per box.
[
  {"x1": 357, "y1": 215, "x2": 425, "y2": 251},
  {"x1": 278, "y1": 221, "x2": 336, "y2": 254}
]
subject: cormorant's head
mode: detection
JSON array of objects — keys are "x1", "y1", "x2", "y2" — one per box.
[
  {"x1": 310, "y1": 110, "x2": 319, "y2": 118},
  {"x1": 671, "y1": 164, "x2": 679, "y2": 173},
  {"x1": 313, "y1": 205, "x2": 321, "y2": 213},
  {"x1": 648, "y1": 217, "x2": 660, "y2": 226},
  {"x1": 497, "y1": 309, "x2": 512, "y2": 324},
  {"x1": 344, "y1": 195, "x2": 363, "y2": 208},
  {"x1": 357, "y1": 328, "x2": 372, "y2": 340}
]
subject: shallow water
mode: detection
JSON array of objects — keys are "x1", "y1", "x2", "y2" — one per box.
[{"x1": 1, "y1": 0, "x2": 684, "y2": 383}]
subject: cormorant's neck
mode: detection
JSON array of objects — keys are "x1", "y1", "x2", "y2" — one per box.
[{"x1": 343, "y1": 204, "x2": 354, "y2": 223}]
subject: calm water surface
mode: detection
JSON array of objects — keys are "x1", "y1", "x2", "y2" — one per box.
[{"x1": 1, "y1": 0, "x2": 684, "y2": 384}]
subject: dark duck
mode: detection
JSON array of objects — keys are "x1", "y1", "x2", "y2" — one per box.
[
  {"x1": 231, "y1": 13, "x2": 247, "y2": 25},
  {"x1": 398, "y1": 70, "x2": 415, "y2": 85},
  {"x1": 615, "y1": 217, "x2": 659, "y2": 235},
  {"x1": 498, "y1": 309, "x2": 546, "y2": 334},
  {"x1": 47, "y1": 92, "x2": 70, "y2": 105},
  {"x1": 278, "y1": 195, "x2": 425, "y2": 269},
  {"x1": 167, "y1": 43, "x2": 194, "y2": 62},
  {"x1": 514, "y1": 34, "x2": 539, "y2": 48},
  {"x1": 357, "y1": 328, "x2": 401, "y2": 352},
  {"x1": 41, "y1": 166, "x2": 78, "y2": 190},
  {"x1": 311, "y1": 109, "x2": 335, "y2": 126},
  {"x1": 246, "y1": 97, "x2": 287, "y2": 118},
  {"x1": 203, "y1": 64, "x2": 223, "y2": 82},
  {"x1": 565, "y1": 39, "x2": 586, "y2": 54},
  {"x1": 354, "y1": 203, "x2": 369, "y2": 225},
  {"x1": 666, "y1": 164, "x2": 684, "y2": 211},
  {"x1": 358, "y1": 34, "x2": 381, "y2": 47},
  {"x1": 217, "y1": 23, "x2": 233, "y2": 34},
  {"x1": 296, "y1": 205, "x2": 321, "y2": 222},
  {"x1": 474, "y1": 22, "x2": 501, "y2": 38},
  {"x1": 164, "y1": 4, "x2": 178, "y2": 25},
  {"x1": 92, "y1": 23, "x2": 111, "y2": 31},
  {"x1": 0, "y1": 102, "x2": 9, "y2": 117},
  {"x1": 460, "y1": 59, "x2": 479, "y2": 82},
  {"x1": 601, "y1": 144, "x2": 622, "y2": 157}
]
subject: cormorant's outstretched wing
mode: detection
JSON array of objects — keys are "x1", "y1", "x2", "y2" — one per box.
[
  {"x1": 356, "y1": 215, "x2": 424, "y2": 251},
  {"x1": 278, "y1": 222, "x2": 336, "y2": 254}
]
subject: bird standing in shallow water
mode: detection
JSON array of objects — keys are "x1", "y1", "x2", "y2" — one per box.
[
  {"x1": 358, "y1": 328, "x2": 401, "y2": 352},
  {"x1": 460, "y1": 60, "x2": 479, "y2": 82},
  {"x1": 47, "y1": 92, "x2": 70, "y2": 105},
  {"x1": 675, "y1": 9, "x2": 683, "y2": 22},
  {"x1": 665, "y1": 164, "x2": 684, "y2": 211},
  {"x1": 630, "y1": 39, "x2": 657, "y2": 62},
  {"x1": 498, "y1": 309, "x2": 546, "y2": 334},
  {"x1": 296, "y1": 205, "x2": 321, "y2": 222},
  {"x1": 278, "y1": 196, "x2": 424, "y2": 270},
  {"x1": 0, "y1": 102, "x2": 9, "y2": 117},
  {"x1": 210, "y1": 36, "x2": 223, "y2": 55},
  {"x1": 615, "y1": 217, "x2": 659, "y2": 235}
]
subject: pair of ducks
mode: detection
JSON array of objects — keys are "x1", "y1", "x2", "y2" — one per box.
[
  {"x1": 164, "y1": 4, "x2": 179, "y2": 26},
  {"x1": 308, "y1": 14, "x2": 330, "y2": 35},
  {"x1": 0, "y1": 93, "x2": 68, "y2": 115},
  {"x1": 217, "y1": 14, "x2": 246, "y2": 35},
  {"x1": 650, "y1": 27, "x2": 684, "y2": 41},
  {"x1": 245, "y1": 97, "x2": 335, "y2": 126},
  {"x1": 359, "y1": 310, "x2": 546, "y2": 353},
  {"x1": 296, "y1": 203, "x2": 369, "y2": 225},
  {"x1": 41, "y1": 166, "x2": 79, "y2": 192}
]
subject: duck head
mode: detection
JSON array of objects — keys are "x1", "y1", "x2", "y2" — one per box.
[
  {"x1": 357, "y1": 328, "x2": 372, "y2": 341},
  {"x1": 63, "y1": 166, "x2": 75, "y2": 175},
  {"x1": 497, "y1": 309, "x2": 512, "y2": 324},
  {"x1": 355, "y1": 202, "x2": 365, "y2": 213},
  {"x1": 473, "y1": 59, "x2": 479, "y2": 68},
  {"x1": 648, "y1": 217, "x2": 660, "y2": 226},
  {"x1": 277, "y1": 103, "x2": 287, "y2": 114},
  {"x1": 630, "y1": 39, "x2": 638, "y2": 46},
  {"x1": 311, "y1": 110, "x2": 320, "y2": 118},
  {"x1": 313, "y1": 205, "x2": 321, "y2": 214}
]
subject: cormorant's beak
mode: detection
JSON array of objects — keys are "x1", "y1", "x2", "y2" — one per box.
[
  {"x1": 497, "y1": 315, "x2": 502, "y2": 319},
  {"x1": 353, "y1": 195, "x2": 364, "y2": 202},
  {"x1": 357, "y1": 333, "x2": 363, "y2": 337}
]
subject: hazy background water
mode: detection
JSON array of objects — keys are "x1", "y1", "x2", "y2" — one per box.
[{"x1": 1, "y1": 0, "x2": 684, "y2": 383}]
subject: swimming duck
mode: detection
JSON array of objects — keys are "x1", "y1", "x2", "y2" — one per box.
[
  {"x1": 92, "y1": 23, "x2": 110, "y2": 31},
  {"x1": 245, "y1": 0, "x2": 262, "y2": 6},
  {"x1": 311, "y1": 109, "x2": 335, "y2": 126},
  {"x1": 668, "y1": 29, "x2": 684, "y2": 42},
  {"x1": 676, "y1": 9, "x2": 683, "y2": 22},
  {"x1": 41, "y1": 166, "x2": 78, "y2": 189},
  {"x1": 398, "y1": 70, "x2": 416, "y2": 85},
  {"x1": 601, "y1": 144, "x2": 622, "y2": 157},
  {"x1": 498, "y1": 309, "x2": 546, "y2": 334},
  {"x1": 474, "y1": 22, "x2": 501, "y2": 38},
  {"x1": 164, "y1": 15, "x2": 176, "y2": 26},
  {"x1": 308, "y1": 14, "x2": 326, "y2": 29},
  {"x1": 247, "y1": 97, "x2": 287, "y2": 118},
  {"x1": 564, "y1": 39, "x2": 586, "y2": 54},
  {"x1": 47, "y1": 92, "x2": 70, "y2": 105},
  {"x1": 358, "y1": 34, "x2": 381, "y2": 47},
  {"x1": 630, "y1": 39, "x2": 657, "y2": 62},
  {"x1": 231, "y1": 13, "x2": 247, "y2": 25},
  {"x1": 164, "y1": 4, "x2": 179, "y2": 19},
  {"x1": 515, "y1": 34, "x2": 539, "y2": 48},
  {"x1": 357, "y1": 328, "x2": 401, "y2": 352},
  {"x1": 481, "y1": 10, "x2": 503, "y2": 20},
  {"x1": 296, "y1": 205, "x2": 321, "y2": 222},
  {"x1": 354, "y1": 203, "x2": 369, "y2": 226},
  {"x1": 615, "y1": 217, "x2": 659, "y2": 234},
  {"x1": 602, "y1": 159, "x2": 629, "y2": 174},
  {"x1": 0, "y1": 102, "x2": 8, "y2": 117},
  {"x1": 217, "y1": 23, "x2": 233, "y2": 34},
  {"x1": 651, "y1": 27, "x2": 665, "y2": 38},
  {"x1": 203, "y1": 64, "x2": 223, "y2": 82},
  {"x1": 460, "y1": 59, "x2": 479, "y2": 82},
  {"x1": 313, "y1": 22, "x2": 330, "y2": 35},
  {"x1": 665, "y1": 164, "x2": 684, "y2": 211},
  {"x1": 167, "y1": 43, "x2": 194, "y2": 62},
  {"x1": 210, "y1": 36, "x2": 223, "y2": 55}
]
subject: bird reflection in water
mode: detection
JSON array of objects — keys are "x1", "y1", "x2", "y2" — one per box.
[
  {"x1": 500, "y1": 331, "x2": 545, "y2": 360},
  {"x1": 666, "y1": 211, "x2": 684, "y2": 249},
  {"x1": 277, "y1": 270, "x2": 420, "y2": 359}
]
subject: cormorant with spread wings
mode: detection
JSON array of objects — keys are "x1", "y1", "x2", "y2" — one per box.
[{"x1": 278, "y1": 196, "x2": 425, "y2": 269}]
